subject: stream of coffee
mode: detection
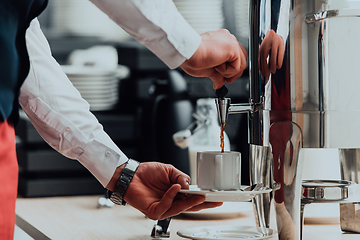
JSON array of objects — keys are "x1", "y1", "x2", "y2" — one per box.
[{"x1": 220, "y1": 122, "x2": 225, "y2": 152}]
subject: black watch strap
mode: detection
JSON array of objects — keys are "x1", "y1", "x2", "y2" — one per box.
[{"x1": 107, "y1": 159, "x2": 139, "y2": 205}]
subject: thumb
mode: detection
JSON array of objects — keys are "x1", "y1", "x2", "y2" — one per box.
[
  {"x1": 209, "y1": 70, "x2": 226, "y2": 90},
  {"x1": 153, "y1": 184, "x2": 181, "y2": 218}
]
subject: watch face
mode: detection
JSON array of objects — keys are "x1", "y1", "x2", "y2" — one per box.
[{"x1": 126, "y1": 159, "x2": 139, "y2": 172}]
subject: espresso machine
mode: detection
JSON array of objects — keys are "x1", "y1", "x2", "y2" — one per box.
[{"x1": 217, "y1": 0, "x2": 360, "y2": 239}]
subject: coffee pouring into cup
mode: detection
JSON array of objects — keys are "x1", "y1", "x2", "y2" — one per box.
[
  {"x1": 173, "y1": 98, "x2": 231, "y2": 185},
  {"x1": 197, "y1": 151, "x2": 241, "y2": 191}
]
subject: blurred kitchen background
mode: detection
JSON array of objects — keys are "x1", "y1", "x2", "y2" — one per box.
[{"x1": 15, "y1": 0, "x2": 252, "y2": 197}]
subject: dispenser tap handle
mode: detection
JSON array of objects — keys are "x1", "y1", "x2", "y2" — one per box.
[{"x1": 215, "y1": 85, "x2": 229, "y2": 99}]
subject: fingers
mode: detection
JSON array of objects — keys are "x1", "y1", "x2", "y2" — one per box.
[
  {"x1": 211, "y1": 52, "x2": 246, "y2": 89},
  {"x1": 215, "y1": 59, "x2": 240, "y2": 78},
  {"x1": 239, "y1": 42, "x2": 248, "y2": 71},
  {"x1": 259, "y1": 29, "x2": 285, "y2": 82},
  {"x1": 270, "y1": 36, "x2": 285, "y2": 73},
  {"x1": 270, "y1": 48, "x2": 278, "y2": 74},
  {"x1": 185, "y1": 202, "x2": 223, "y2": 212},
  {"x1": 159, "y1": 195, "x2": 207, "y2": 219},
  {"x1": 209, "y1": 70, "x2": 226, "y2": 89},
  {"x1": 225, "y1": 70, "x2": 245, "y2": 84},
  {"x1": 147, "y1": 184, "x2": 182, "y2": 220},
  {"x1": 259, "y1": 37, "x2": 271, "y2": 80},
  {"x1": 149, "y1": 184, "x2": 206, "y2": 220},
  {"x1": 181, "y1": 29, "x2": 248, "y2": 89},
  {"x1": 177, "y1": 176, "x2": 190, "y2": 190},
  {"x1": 214, "y1": 44, "x2": 247, "y2": 80},
  {"x1": 259, "y1": 49, "x2": 270, "y2": 81},
  {"x1": 215, "y1": 62, "x2": 233, "y2": 77},
  {"x1": 239, "y1": 42, "x2": 248, "y2": 60},
  {"x1": 211, "y1": 67, "x2": 245, "y2": 89},
  {"x1": 277, "y1": 37, "x2": 285, "y2": 69},
  {"x1": 167, "y1": 165, "x2": 190, "y2": 189}
]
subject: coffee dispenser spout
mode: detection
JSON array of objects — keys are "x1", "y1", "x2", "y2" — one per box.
[{"x1": 215, "y1": 98, "x2": 263, "y2": 125}]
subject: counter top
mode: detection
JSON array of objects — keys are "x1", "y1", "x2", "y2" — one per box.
[{"x1": 16, "y1": 195, "x2": 360, "y2": 240}]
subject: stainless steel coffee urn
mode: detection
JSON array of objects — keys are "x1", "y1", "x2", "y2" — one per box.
[{"x1": 217, "y1": 0, "x2": 360, "y2": 239}]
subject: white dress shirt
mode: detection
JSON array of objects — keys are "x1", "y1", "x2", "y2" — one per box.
[
  {"x1": 19, "y1": 1, "x2": 201, "y2": 187},
  {"x1": 89, "y1": 0, "x2": 201, "y2": 69}
]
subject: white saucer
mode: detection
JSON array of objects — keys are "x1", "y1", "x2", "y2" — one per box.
[
  {"x1": 177, "y1": 225, "x2": 277, "y2": 240},
  {"x1": 179, "y1": 185, "x2": 272, "y2": 202},
  {"x1": 181, "y1": 202, "x2": 253, "y2": 219}
]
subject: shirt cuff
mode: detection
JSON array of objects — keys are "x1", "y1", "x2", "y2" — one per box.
[{"x1": 78, "y1": 139, "x2": 128, "y2": 186}]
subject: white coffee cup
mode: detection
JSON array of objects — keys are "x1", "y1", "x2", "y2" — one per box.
[{"x1": 197, "y1": 151, "x2": 241, "y2": 190}]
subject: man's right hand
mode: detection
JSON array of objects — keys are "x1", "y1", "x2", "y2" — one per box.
[
  {"x1": 180, "y1": 29, "x2": 247, "y2": 90},
  {"x1": 122, "y1": 162, "x2": 223, "y2": 220}
]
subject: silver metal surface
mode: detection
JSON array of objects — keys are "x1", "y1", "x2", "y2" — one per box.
[
  {"x1": 215, "y1": 98, "x2": 230, "y2": 124},
  {"x1": 249, "y1": 144, "x2": 273, "y2": 229},
  {"x1": 269, "y1": 121, "x2": 304, "y2": 240},
  {"x1": 215, "y1": 1, "x2": 360, "y2": 239},
  {"x1": 301, "y1": 180, "x2": 354, "y2": 203},
  {"x1": 300, "y1": 179, "x2": 360, "y2": 238},
  {"x1": 151, "y1": 217, "x2": 171, "y2": 238},
  {"x1": 339, "y1": 149, "x2": 360, "y2": 233},
  {"x1": 340, "y1": 203, "x2": 360, "y2": 233},
  {"x1": 177, "y1": 225, "x2": 278, "y2": 240},
  {"x1": 228, "y1": 102, "x2": 253, "y2": 114},
  {"x1": 241, "y1": 183, "x2": 265, "y2": 192},
  {"x1": 215, "y1": 98, "x2": 262, "y2": 125},
  {"x1": 248, "y1": 0, "x2": 360, "y2": 149},
  {"x1": 339, "y1": 149, "x2": 360, "y2": 184},
  {"x1": 247, "y1": 1, "x2": 360, "y2": 239},
  {"x1": 305, "y1": 10, "x2": 339, "y2": 23}
]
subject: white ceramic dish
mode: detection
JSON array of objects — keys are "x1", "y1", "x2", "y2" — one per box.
[
  {"x1": 82, "y1": 96, "x2": 118, "y2": 103},
  {"x1": 177, "y1": 225, "x2": 277, "y2": 240},
  {"x1": 73, "y1": 85, "x2": 118, "y2": 92},
  {"x1": 89, "y1": 102, "x2": 117, "y2": 111},
  {"x1": 86, "y1": 98, "x2": 118, "y2": 104},
  {"x1": 61, "y1": 65, "x2": 117, "y2": 77},
  {"x1": 74, "y1": 88, "x2": 119, "y2": 95},
  {"x1": 70, "y1": 78, "x2": 119, "y2": 85},
  {"x1": 79, "y1": 93, "x2": 118, "y2": 99},
  {"x1": 179, "y1": 185, "x2": 272, "y2": 202}
]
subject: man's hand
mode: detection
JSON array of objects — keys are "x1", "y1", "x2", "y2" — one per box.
[
  {"x1": 180, "y1": 29, "x2": 247, "y2": 90},
  {"x1": 259, "y1": 30, "x2": 285, "y2": 82},
  {"x1": 123, "y1": 162, "x2": 222, "y2": 220}
]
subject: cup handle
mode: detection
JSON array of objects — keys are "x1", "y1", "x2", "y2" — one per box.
[{"x1": 215, "y1": 155, "x2": 223, "y2": 189}]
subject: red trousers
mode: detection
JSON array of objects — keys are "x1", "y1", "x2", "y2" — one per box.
[{"x1": 0, "y1": 121, "x2": 18, "y2": 240}]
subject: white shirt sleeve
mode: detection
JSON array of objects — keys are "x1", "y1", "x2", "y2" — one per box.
[
  {"x1": 19, "y1": 19, "x2": 129, "y2": 187},
  {"x1": 88, "y1": 0, "x2": 202, "y2": 69}
]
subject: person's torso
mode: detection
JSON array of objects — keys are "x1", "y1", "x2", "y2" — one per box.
[{"x1": 0, "y1": 0, "x2": 47, "y2": 123}]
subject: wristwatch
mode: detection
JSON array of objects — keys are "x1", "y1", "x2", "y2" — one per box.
[{"x1": 107, "y1": 159, "x2": 140, "y2": 205}]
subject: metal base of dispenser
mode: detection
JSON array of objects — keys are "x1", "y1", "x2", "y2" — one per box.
[{"x1": 301, "y1": 180, "x2": 360, "y2": 238}]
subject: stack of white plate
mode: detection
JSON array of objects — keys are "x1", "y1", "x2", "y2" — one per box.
[
  {"x1": 174, "y1": 0, "x2": 224, "y2": 34},
  {"x1": 234, "y1": 0, "x2": 250, "y2": 47},
  {"x1": 62, "y1": 65, "x2": 123, "y2": 111}
]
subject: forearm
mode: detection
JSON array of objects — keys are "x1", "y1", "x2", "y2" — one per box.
[
  {"x1": 89, "y1": 0, "x2": 201, "y2": 69},
  {"x1": 20, "y1": 19, "x2": 128, "y2": 187}
]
